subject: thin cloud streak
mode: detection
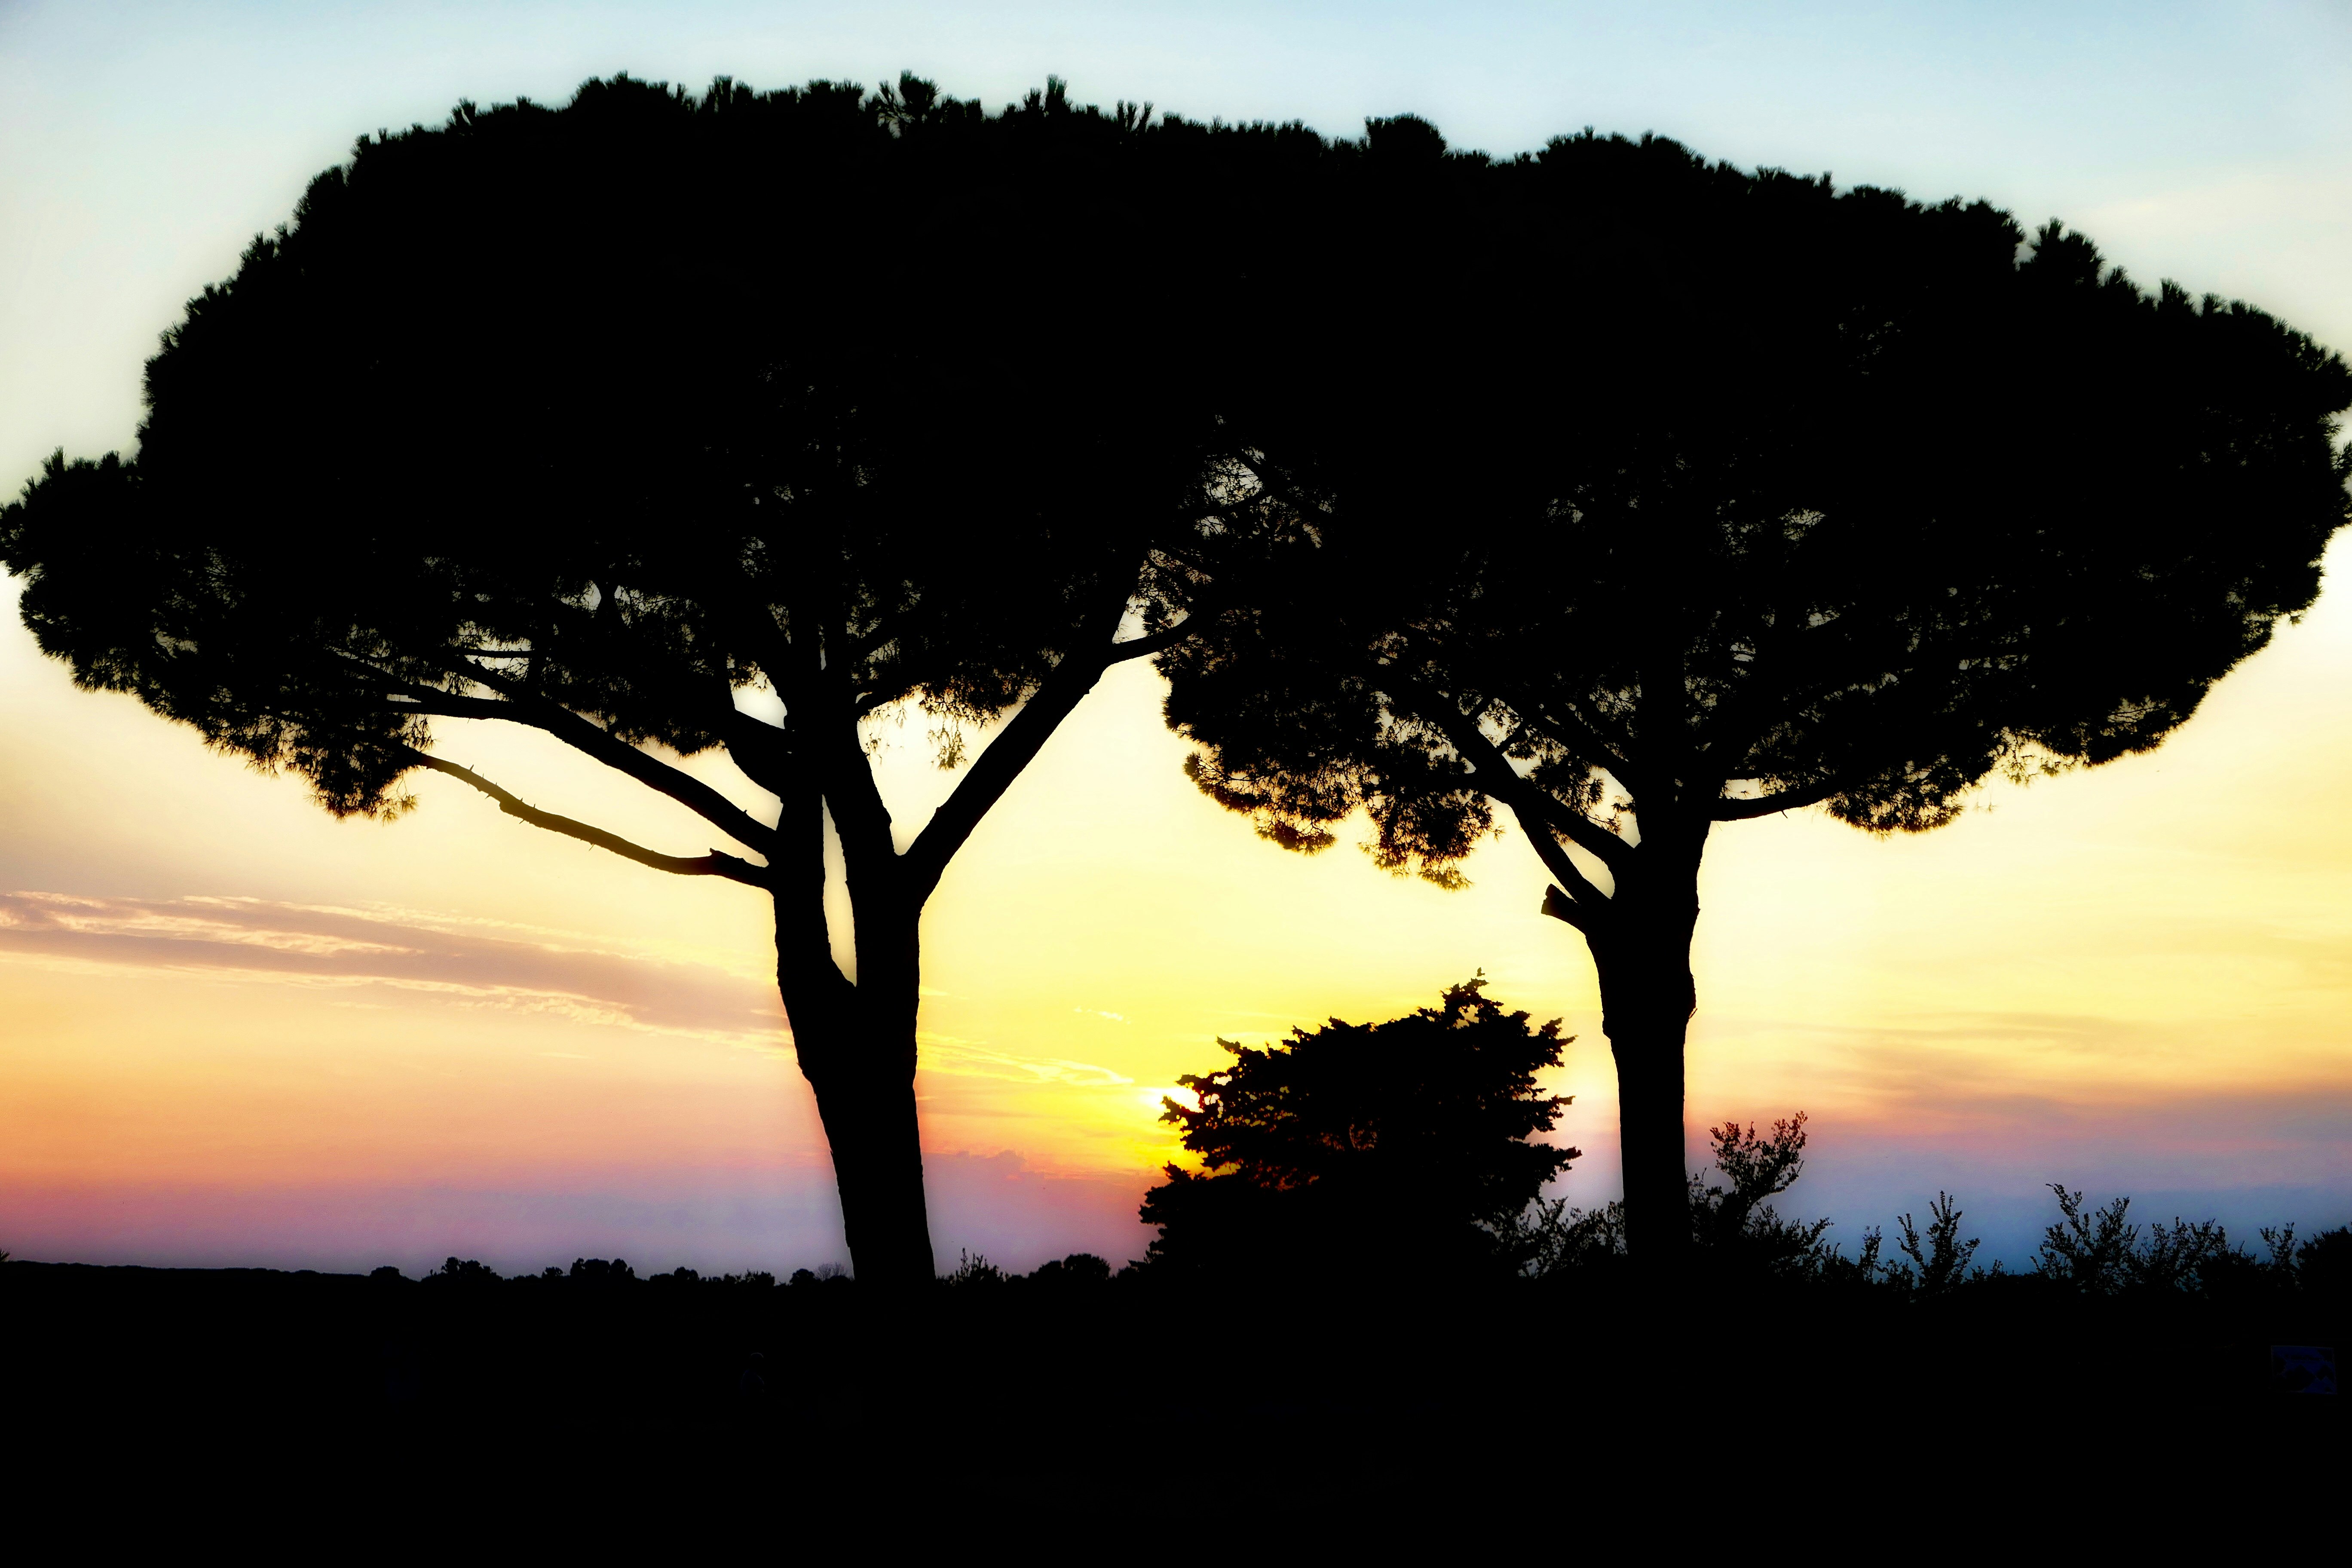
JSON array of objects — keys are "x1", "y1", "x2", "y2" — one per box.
[
  {"x1": 918, "y1": 1032, "x2": 1135, "y2": 1088},
  {"x1": 0, "y1": 888, "x2": 1139, "y2": 1087},
  {"x1": 0, "y1": 887, "x2": 780, "y2": 1042}
]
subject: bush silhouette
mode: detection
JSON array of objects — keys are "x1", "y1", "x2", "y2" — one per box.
[
  {"x1": 1140, "y1": 977, "x2": 1577, "y2": 1282},
  {"x1": 1514, "y1": 1112, "x2": 1873, "y2": 1280},
  {"x1": 1888, "y1": 1194, "x2": 1981, "y2": 1295},
  {"x1": 1025, "y1": 1253, "x2": 1113, "y2": 1289},
  {"x1": 2033, "y1": 1186, "x2": 2266, "y2": 1296}
]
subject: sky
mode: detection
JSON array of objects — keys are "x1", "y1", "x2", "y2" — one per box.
[{"x1": 2, "y1": 0, "x2": 2349, "y2": 1276}]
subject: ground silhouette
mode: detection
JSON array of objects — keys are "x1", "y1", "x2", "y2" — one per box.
[{"x1": 6, "y1": 1166, "x2": 2341, "y2": 1514}]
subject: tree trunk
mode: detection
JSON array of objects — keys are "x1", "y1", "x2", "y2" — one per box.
[
  {"x1": 1583, "y1": 838, "x2": 1705, "y2": 1265},
  {"x1": 774, "y1": 897, "x2": 937, "y2": 1292},
  {"x1": 799, "y1": 1035, "x2": 935, "y2": 1292}
]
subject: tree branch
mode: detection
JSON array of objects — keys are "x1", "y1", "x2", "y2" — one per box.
[
  {"x1": 1693, "y1": 617, "x2": 1849, "y2": 774},
  {"x1": 1401, "y1": 680, "x2": 1634, "y2": 876},
  {"x1": 1513, "y1": 797, "x2": 1616, "y2": 919},
  {"x1": 1103, "y1": 594, "x2": 1234, "y2": 666},
  {"x1": 1375, "y1": 680, "x2": 1620, "y2": 924},
  {"x1": 1225, "y1": 446, "x2": 1316, "y2": 512},
  {"x1": 708, "y1": 591, "x2": 805, "y2": 704},
  {"x1": 1403, "y1": 623, "x2": 1647, "y2": 793},
  {"x1": 815, "y1": 710, "x2": 900, "y2": 885},
  {"x1": 769, "y1": 769, "x2": 855, "y2": 1015},
  {"x1": 834, "y1": 597, "x2": 916, "y2": 674},
  {"x1": 722, "y1": 705, "x2": 797, "y2": 798},
  {"x1": 385, "y1": 666, "x2": 779, "y2": 857},
  {"x1": 1522, "y1": 690, "x2": 1646, "y2": 792},
  {"x1": 1540, "y1": 882, "x2": 1594, "y2": 934},
  {"x1": 404, "y1": 750, "x2": 772, "y2": 889},
  {"x1": 1710, "y1": 776, "x2": 1851, "y2": 821},
  {"x1": 1386, "y1": 623, "x2": 1659, "y2": 824},
  {"x1": 898, "y1": 588, "x2": 1144, "y2": 905},
  {"x1": 897, "y1": 653, "x2": 1107, "y2": 907}
]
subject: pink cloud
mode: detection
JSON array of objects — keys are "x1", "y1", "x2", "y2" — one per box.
[{"x1": 0, "y1": 888, "x2": 782, "y2": 1042}]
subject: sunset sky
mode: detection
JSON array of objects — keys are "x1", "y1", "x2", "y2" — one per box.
[{"x1": 3, "y1": 0, "x2": 2349, "y2": 1275}]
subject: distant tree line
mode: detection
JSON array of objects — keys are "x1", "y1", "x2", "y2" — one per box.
[{"x1": 353, "y1": 1178, "x2": 2349, "y2": 1315}]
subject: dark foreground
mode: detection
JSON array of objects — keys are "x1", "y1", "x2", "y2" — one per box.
[{"x1": 5, "y1": 1255, "x2": 2342, "y2": 1528}]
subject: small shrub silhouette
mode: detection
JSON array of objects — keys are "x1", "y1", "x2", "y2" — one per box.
[
  {"x1": 1888, "y1": 1194, "x2": 1981, "y2": 1295},
  {"x1": 943, "y1": 1250, "x2": 1005, "y2": 1289},
  {"x1": 1140, "y1": 977, "x2": 1577, "y2": 1283}
]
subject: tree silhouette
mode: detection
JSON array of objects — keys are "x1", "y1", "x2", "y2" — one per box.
[
  {"x1": 1889, "y1": 1193, "x2": 1979, "y2": 1295},
  {"x1": 1164, "y1": 123, "x2": 2352, "y2": 1259},
  {"x1": 0, "y1": 74, "x2": 1261, "y2": 1290},
  {"x1": 2032, "y1": 1186, "x2": 2242, "y2": 1295},
  {"x1": 1141, "y1": 978, "x2": 1577, "y2": 1281}
]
